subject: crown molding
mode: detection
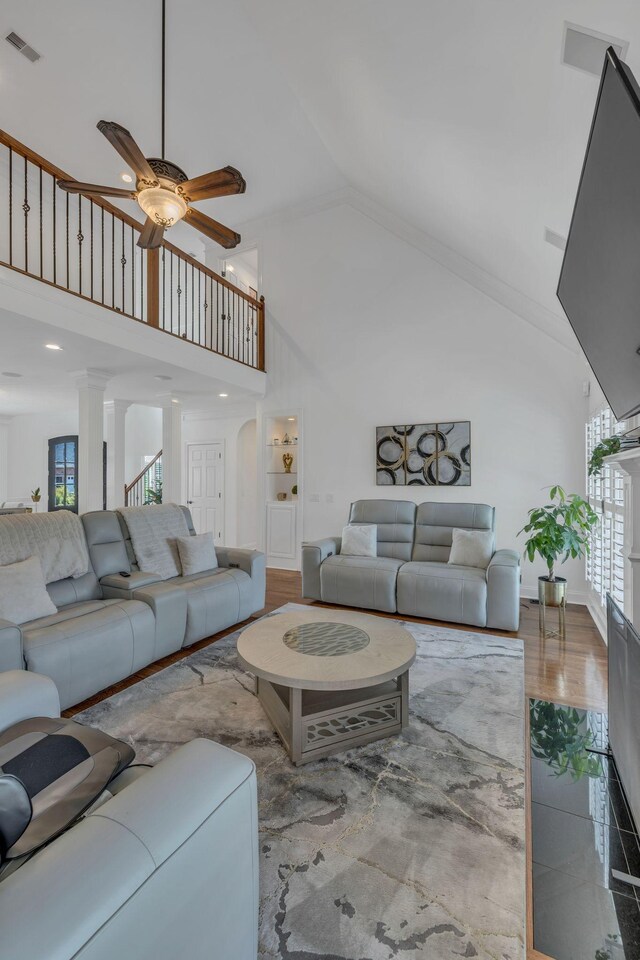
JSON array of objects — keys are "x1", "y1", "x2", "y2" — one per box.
[{"x1": 229, "y1": 186, "x2": 579, "y2": 355}]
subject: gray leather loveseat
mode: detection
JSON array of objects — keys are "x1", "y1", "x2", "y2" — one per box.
[
  {"x1": 0, "y1": 670, "x2": 258, "y2": 960},
  {"x1": 0, "y1": 507, "x2": 265, "y2": 709},
  {"x1": 302, "y1": 500, "x2": 520, "y2": 631}
]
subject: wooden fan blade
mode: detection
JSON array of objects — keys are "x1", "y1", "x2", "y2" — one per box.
[
  {"x1": 57, "y1": 179, "x2": 137, "y2": 199},
  {"x1": 185, "y1": 207, "x2": 241, "y2": 248},
  {"x1": 137, "y1": 217, "x2": 165, "y2": 250},
  {"x1": 97, "y1": 121, "x2": 157, "y2": 185},
  {"x1": 177, "y1": 166, "x2": 246, "y2": 202}
]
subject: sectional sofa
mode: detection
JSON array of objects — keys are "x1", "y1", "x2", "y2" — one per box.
[
  {"x1": 0, "y1": 507, "x2": 265, "y2": 709},
  {"x1": 302, "y1": 499, "x2": 520, "y2": 631}
]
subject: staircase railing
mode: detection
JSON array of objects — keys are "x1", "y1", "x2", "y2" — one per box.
[
  {"x1": 0, "y1": 129, "x2": 265, "y2": 371},
  {"x1": 124, "y1": 450, "x2": 163, "y2": 507}
]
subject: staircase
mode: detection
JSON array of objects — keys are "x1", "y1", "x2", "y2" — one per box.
[{"x1": 124, "y1": 451, "x2": 163, "y2": 506}]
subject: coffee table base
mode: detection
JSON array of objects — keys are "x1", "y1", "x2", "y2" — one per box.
[{"x1": 257, "y1": 672, "x2": 409, "y2": 765}]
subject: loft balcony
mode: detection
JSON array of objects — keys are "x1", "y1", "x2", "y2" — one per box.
[{"x1": 0, "y1": 129, "x2": 265, "y2": 390}]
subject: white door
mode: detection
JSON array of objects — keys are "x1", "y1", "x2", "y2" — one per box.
[{"x1": 187, "y1": 442, "x2": 224, "y2": 543}]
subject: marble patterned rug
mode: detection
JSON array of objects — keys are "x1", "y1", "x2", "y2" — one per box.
[{"x1": 76, "y1": 603, "x2": 525, "y2": 960}]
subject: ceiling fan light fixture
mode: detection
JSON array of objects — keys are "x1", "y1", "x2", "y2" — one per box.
[{"x1": 137, "y1": 185, "x2": 187, "y2": 227}]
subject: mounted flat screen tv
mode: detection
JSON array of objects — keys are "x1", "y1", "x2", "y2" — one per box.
[{"x1": 558, "y1": 48, "x2": 640, "y2": 422}]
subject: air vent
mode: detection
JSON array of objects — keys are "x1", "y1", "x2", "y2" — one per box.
[
  {"x1": 5, "y1": 32, "x2": 40, "y2": 63},
  {"x1": 544, "y1": 228, "x2": 567, "y2": 252},
  {"x1": 562, "y1": 23, "x2": 628, "y2": 77}
]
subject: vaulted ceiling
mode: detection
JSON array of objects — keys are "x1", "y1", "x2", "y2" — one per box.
[{"x1": 3, "y1": 0, "x2": 640, "y2": 319}]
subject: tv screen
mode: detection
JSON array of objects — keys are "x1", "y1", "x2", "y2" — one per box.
[{"x1": 558, "y1": 48, "x2": 640, "y2": 422}]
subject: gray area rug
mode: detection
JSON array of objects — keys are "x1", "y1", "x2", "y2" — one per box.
[{"x1": 77, "y1": 603, "x2": 525, "y2": 960}]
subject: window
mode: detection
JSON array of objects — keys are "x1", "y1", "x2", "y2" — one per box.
[
  {"x1": 48, "y1": 436, "x2": 78, "y2": 513},
  {"x1": 586, "y1": 408, "x2": 625, "y2": 612},
  {"x1": 47, "y1": 437, "x2": 107, "y2": 513}
]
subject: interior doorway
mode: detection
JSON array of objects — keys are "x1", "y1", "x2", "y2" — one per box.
[{"x1": 186, "y1": 441, "x2": 225, "y2": 543}]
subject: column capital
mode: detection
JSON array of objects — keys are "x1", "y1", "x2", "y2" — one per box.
[
  {"x1": 103, "y1": 399, "x2": 132, "y2": 415},
  {"x1": 70, "y1": 368, "x2": 114, "y2": 392}
]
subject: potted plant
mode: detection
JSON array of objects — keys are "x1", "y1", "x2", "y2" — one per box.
[
  {"x1": 31, "y1": 487, "x2": 41, "y2": 503},
  {"x1": 588, "y1": 435, "x2": 622, "y2": 477},
  {"x1": 291, "y1": 484, "x2": 298, "y2": 499},
  {"x1": 519, "y1": 485, "x2": 598, "y2": 608}
]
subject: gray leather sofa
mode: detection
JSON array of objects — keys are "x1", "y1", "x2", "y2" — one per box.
[
  {"x1": 0, "y1": 670, "x2": 258, "y2": 960},
  {"x1": 0, "y1": 508, "x2": 265, "y2": 709},
  {"x1": 302, "y1": 499, "x2": 520, "y2": 631}
]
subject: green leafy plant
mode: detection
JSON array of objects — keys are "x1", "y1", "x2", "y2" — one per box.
[
  {"x1": 530, "y1": 699, "x2": 604, "y2": 781},
  {"x1": 291, "y1": 484, "x2": 298, "y2": 496},
  {"x1": 31, "y1": 487, "x2": 41, "y2": 499},
  {"x1": 519, "y1": 485, "x2": 598, "y2": 581},
  {"x1": 588, "y1": 435, "x2": 621, "y2": 477},
  {"x1": 144, "y1": 481, "x2": 163, "y2": 505}
]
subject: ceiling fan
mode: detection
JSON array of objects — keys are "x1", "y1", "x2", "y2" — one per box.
[{"x1": 56, "y1": 1, "x2": 245, "y2": 251}]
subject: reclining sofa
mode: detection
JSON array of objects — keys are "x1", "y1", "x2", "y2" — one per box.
[
  {"x1": 302, "y1": 499, "x2": 520, "y2": 631},
  {"x1": 0, "y1": 507, "x2": 265, "y2": 709},
  {"x1": 0, "y1": 670, "x2": 258, "y2": 960}
]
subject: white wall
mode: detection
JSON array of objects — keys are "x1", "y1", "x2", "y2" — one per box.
[
  {"x1": 236, "y1": 200, "x2": 590, "y2": 600},
  {"x1": 124, "y1": 405, "x2": 163, "y2": 487},
  {"x1": 237, "y1": 419, "x2": 258, "y2": 548},
  {"x1": 6, "y1": 410, "x2": 78, "y2": 505},
  {"x1": 182, "y1": 407, "x2": 257, "y2": 547}
]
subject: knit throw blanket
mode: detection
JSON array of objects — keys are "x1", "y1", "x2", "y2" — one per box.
[
  {"x1": 0, "y1": 510, "x2": 90, "y2": 583},
  {"x1": 117, "y1": 504, "x2": 189, "y2": 581}
]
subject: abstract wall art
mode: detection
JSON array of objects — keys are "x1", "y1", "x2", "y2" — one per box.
[{"x1": 376, "y1": 422, "x2": 471, "y2": 486}]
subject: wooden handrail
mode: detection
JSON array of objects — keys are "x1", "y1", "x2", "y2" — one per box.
[
  {"x1": 0, "y1": 127, "x2": 266, "y2": 371},
  {"x1": 125, "y1": 449, "x2": 163, "y2": 498},
  {"x1": 0, "y1": 127, "x2": 259, "y2": 305}
]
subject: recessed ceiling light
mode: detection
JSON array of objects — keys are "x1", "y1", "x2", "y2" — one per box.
[
  {"x1": 154, "y1": 374, "x2": 172, "y2": 381},
  {"x1": 226, "y1": 265, "x2": 235, "y2": 273},
  {"x1": 287, "y1": 417, "x2": 295, "y2": 421},
  {"x1": 219, "y1": 393, "x2": 228, "y2": 398},
  {"x1": 45, "y1": 343, "x2": 63, "y2": 350},
  {"x1": 121, "y1": 172, "x2": 133, "y2": 183},
  {"x1": 1, "y1": 371, "x2": 22, "y2": 378}
]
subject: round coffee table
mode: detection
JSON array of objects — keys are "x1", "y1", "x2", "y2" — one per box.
[{"x1": 237, "y1": 608, "x2": 416, "y2": 765}]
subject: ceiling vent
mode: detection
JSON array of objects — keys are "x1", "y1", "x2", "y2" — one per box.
[
  {"x1": 5, "y1": 31, "x2": 41, "y2": 63},
  {"x1": 562, "y1": 23, "x2": 628, "y2": 77},
  {"x1": 544, "y1": 228, "x2": 567, "y2": 252}
]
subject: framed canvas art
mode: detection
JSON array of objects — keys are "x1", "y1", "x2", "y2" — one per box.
[{"x1": 376, "y1": 422, "x2": 471, "y2": 486}]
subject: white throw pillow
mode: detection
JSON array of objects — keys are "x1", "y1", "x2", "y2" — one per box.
[
  {"x1": 341, "y1": 524, "x2": 377, "y2": 558},
  {"x1": 0, "y1": 555, "x2": 57, "y2": 624},
  {"x1": 448, "y1": 528, "x2": 494, "y2": 569},
  {"x1": 176, "y1": 533, "x2": 218, "y2": 576}
]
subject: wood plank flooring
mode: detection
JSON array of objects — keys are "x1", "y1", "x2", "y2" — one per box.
[{"x1": 67, "y1": 568, "x2": 609, "y2": 960}]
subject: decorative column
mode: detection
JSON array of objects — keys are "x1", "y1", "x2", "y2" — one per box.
[
  {"x1": 160, "y1": 395, "x2": 182, "y2": 504},
  {"x1": 606, "y1": 449, "x2": 640, "y2": 631},
  {"x1": 0, "y1": 417, "x2": 11, "y2": 505},
  {"x1": 104, "y1": 400, "x2": 130, "y2": 508},
  {"x1": 72, "y1": 370, "x2": 111, "y2": 514}
]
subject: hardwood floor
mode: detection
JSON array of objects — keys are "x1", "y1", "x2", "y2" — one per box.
[{"x1": 67, "y1": 568, "x2": 609, "y2": 960}]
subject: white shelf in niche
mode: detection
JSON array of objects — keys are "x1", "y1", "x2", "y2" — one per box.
[
  {"x1": 267, "y1": 471, "x2": 297, "y2": 476},
  {"x1": 267, "y1": 442, "x2": 298, "y2": 448}
]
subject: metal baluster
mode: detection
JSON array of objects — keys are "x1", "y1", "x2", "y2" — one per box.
[
  {"x1": 23, "y1": 155, "x2": 29, "y2": 273},
  {"x1": 52, "y1": 173, "x2": 56, "y2": 284},
  {"x1": 90, "y1": 202, "x2": 94, "y2": 300},
  {"x1": 131, "y1": 226, "x2": 134, "y2": 316},
  {"x1": 66, "y1": 193, "x2": 69, "y2": 289},
  {"x1": 161, "y1": 247, "x2": 166, "y2": 329},
  {"x1": 101, "y1": 208, "x2": 104, "y2": 304},
  {"x1": 77, "y1": 195, "x2": 83, "y2": 294},
  {"x1": 39, "y1": 166, "x2": 43, "y2": 278},
  {"x1": 121, "y1": 218, "x2": 126, "y2": 313},
  {"x1": 191, "y1": 262, "x2": 195, "y2": 343},
  {"x1": 8, "y1": 146, "x2": 12, "y2": 266},
  {"x1": 111, "y1": 213, "x2": 115, "y2": 307},
  {"x1": 177, "y1": 256, "x2": 181, "y2": 334},
  {"x1": 170, "y1": 251, "x2": 174, "y2": 332}
]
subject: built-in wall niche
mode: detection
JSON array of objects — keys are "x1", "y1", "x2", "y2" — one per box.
[
  {"x1": 263, "y1": 413, "x2": 301, "y2": 570},
  {"x1": 266, "y1": 415, "x2": 299, "y2": 504}
]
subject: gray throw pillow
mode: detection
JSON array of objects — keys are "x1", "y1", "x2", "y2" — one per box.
[
  {"x1": 0, "y1": 556, "x2": 57, "y2": 624},
  {"x1": 448, "y1": 528, "x2": 494, "y2": 569},
  {"x1": 176, "y1": 533, "x2": 218, "y2": 576}
]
